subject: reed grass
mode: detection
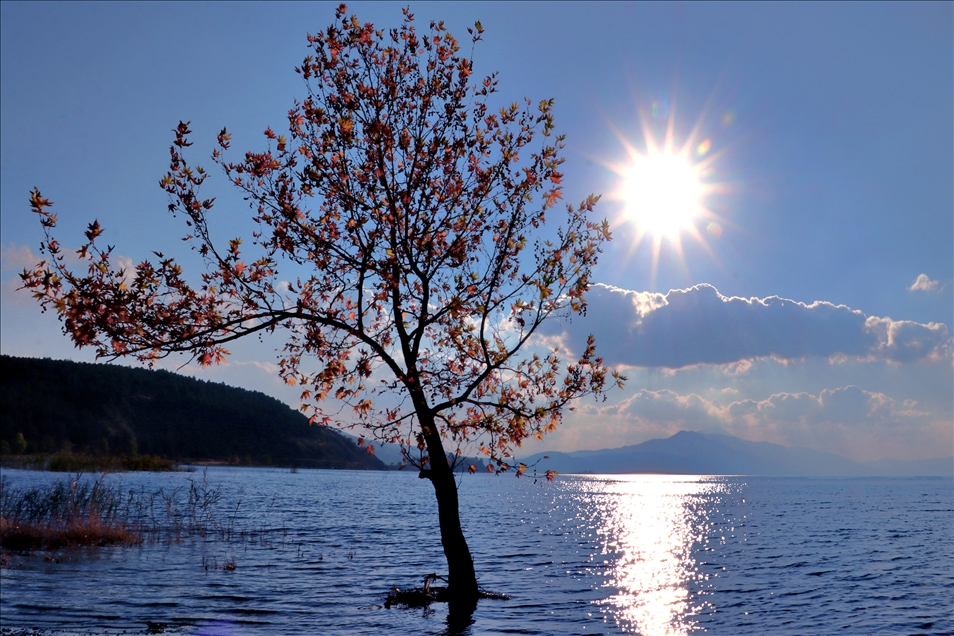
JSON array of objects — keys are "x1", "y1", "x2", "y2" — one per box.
[
  {"x1": 0, "y1": 470, "x2": 248, "y2": 552},
  {"x1": 0, "y1": 475, "x2": 141, "y2": 550}
]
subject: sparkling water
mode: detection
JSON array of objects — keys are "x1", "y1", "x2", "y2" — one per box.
[{"x1": 1, "y1": 468, "x2": 951, "y2": 635}]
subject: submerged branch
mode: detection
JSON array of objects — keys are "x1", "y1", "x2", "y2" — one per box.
[{"x1": 384, "y1": 573, "x2": 511, "y2": 609}]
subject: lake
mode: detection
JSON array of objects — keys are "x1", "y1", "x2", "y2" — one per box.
[{"x1": 1, "y1": 467, "x2": 951, "y2": 635}]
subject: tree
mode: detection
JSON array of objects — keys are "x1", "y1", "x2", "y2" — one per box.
[
  {"x1": 13, "y1": 432, "x2": 28, "y2": 455},
  {"x1": 22, "y1": 5, "x2": 622, "y2": 612}
]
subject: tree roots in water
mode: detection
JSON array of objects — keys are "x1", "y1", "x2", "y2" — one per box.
[{"x1": 384, "y1": 573, "x2": 511, "y2": 609}]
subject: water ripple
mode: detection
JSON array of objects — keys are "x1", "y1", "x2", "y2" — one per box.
[{"x1": 1, "y1": 469, "x2": 951, "y2": 635}]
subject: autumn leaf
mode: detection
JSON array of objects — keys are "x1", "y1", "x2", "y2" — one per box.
[{"x1": 21, "y1": 7, "x2": 621, "y2": 601}]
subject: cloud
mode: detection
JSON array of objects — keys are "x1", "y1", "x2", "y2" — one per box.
[
  {"x1": 610, "y1": 385, "x2": 901, "y2": 428},
  {"x1": 546, "y1": 283, "x2": 951, "y2": 368},
  {"x1": 2, "y1": 241, "x2": 138, "y2": 289},
  {"x1": 0, "y1": 276, "x2": 32, "y2": 309},
  {"x1": 1, "y1": 243, "x2": 38, "y2": 272},
  {"x1": 909, "y1": 273, "x2": 940, "y2": 293},
  {"x1": 863, "y1": 316, "x2": 952, "y2": 363},
  {"x1": 573, "y1": 384, "x2": 949, "y2": 461},
  {"x1": 723, "y1": 386, "x2": 948, "y2": 461},
  {"x1": 612, "y1": 389, "x2": 723, "y2": 425},
  {"x1": 2, "y1": 241, "x2": 93, "y2": 275},
  {"x1": 733, "y1": 386, "x2": 893, "y2": 425}
]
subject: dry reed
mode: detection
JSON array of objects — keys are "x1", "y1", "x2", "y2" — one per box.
[{"x1": 0, "y1": 469, "x2": 237, "y2": 552}]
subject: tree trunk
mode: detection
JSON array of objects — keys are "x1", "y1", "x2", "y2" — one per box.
[{"x1": 420, "y1": 413, "x2": 480, "y2": 612}]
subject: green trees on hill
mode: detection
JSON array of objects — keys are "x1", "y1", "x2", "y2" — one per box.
[{"x1": 0, "y1": 356, "x2": 383, "y2": 469}]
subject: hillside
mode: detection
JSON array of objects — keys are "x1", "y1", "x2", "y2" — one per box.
[
  {"x1": 0, "y1": 356, "x2": 384, "y2": 470},
  {"x1": 520, "y1": 430, "x2": 953, "y2": 477}
]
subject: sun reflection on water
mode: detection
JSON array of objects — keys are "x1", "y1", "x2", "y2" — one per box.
[{"x1": 578, "y1": 475, "x2": 724, "y2": 635}]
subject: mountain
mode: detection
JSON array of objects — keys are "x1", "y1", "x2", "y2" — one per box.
[
  {"x1": 338, "y1": 434, "x2": 491, "y2": 473},
  {"x1": 0, "y1": 356, "x2": 384, "y2": 470},
  {"x1": 520, "y1": 430, "x2": 953, "y2": 478}
]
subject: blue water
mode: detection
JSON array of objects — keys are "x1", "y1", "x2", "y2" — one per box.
[{"x1": 1, "y1": 468, "x2": 951, "y2": 635}]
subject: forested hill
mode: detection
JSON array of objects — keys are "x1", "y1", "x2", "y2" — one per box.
[{"x1": 0, "y1": 355, "x2": 384, "y2": 470}]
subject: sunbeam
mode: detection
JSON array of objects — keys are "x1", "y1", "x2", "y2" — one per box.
[{"x1": 602, "y1": 103, "x2": 730, "y2": 287}]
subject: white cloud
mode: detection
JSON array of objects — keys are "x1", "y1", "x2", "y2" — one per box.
[
  {"x1": 1, "y1": 243, "x2": 38, "y2": 272},
  {"x1": 0, "y1": 276, "x2": 31, "y2": 309},
  {"x1": 4, "y1": 238, "x2": 142, "y2": 289},
  {"x1": 545, "y1": 283, "x2": 952, "y2": 368},
  {"x1": 909, "y1": 273, "x2": 940, "y2": 293},
  {"x1": 863, "y1": 316, "x2": 952, "y2": 363},
  {"x1": 564, "y1": 384, "x2": 949, "y2": 461},
  {"x1": 1, "y1": 241, "x2": 94, "y2": 275},
  {"x1": 613, "y1": 389, "x2": 723, "y2": 425}
]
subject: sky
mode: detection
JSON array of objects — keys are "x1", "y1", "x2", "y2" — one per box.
[{"x1": 1, "y1": 2, "x2": 951, "y2": 462}]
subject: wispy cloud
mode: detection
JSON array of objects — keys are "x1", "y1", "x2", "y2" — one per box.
[
  {"x1": 546, "y1": 283, "x2": 951, "y2": 368},
  {"x1": 2, "y1": 241, "x2": 137, "y2": 287},
  {"x1": 0, "y1": 244, "x2": 40, "y2": 309},
  {"x1": 909, "y1": 273, "x2": 940, "y2": 293},
  {"x1": 1, "y1": 243, "x2": 38, "y2": 273},
  {"x1": 573, "y1": 384, "x2": 950, "y2": 461}
]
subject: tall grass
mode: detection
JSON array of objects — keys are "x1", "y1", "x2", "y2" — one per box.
[
  {"x1": 0, "y1": 474, "x2": 139, "y2": 549},
  {"x1": 0, "y1": 470, "x2": 247, "y2": 551}
]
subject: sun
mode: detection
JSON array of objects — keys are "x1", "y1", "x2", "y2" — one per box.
[
  {"x1": 601, "y1": 102, "x2": 731, "y2": 285},
  {"x1": 622, "y1": 150, "x2": 702, "y2": 240}
]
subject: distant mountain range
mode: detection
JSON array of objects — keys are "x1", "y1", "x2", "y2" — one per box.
[
  {"x1": 345, "y1": 429, "x2": 952, "y2": 477},
  {"x1": 6, "y1": 355, "x2": 948, "y2": 478},
  {"x1": 520, "y1": 430, "x2": 953, "y2": 477}
]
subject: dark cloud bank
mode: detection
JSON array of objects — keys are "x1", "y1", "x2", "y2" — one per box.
[{"x1": 548, "y1": 283, "x2": 951, "y2": 368}]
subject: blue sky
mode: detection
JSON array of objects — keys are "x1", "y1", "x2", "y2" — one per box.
[{"x1": 2, "y1": 2, "x2": 951, "y2": 461}]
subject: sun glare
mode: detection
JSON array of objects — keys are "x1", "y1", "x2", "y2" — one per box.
[
  {"x1": 602, "y1": 101, "x2": 732, "y2": 285},
  {"x1": 623, "y1": 152, "x2": 702, "y2": 240}
]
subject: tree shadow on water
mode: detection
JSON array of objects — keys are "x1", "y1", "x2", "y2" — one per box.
[{"x1": 443, "y1": 598, "x2": 478, "y2": 636}]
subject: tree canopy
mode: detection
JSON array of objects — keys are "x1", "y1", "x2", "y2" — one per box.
[{"x1": 22, "y1": 5, "x2": 622, "y2": 609}]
